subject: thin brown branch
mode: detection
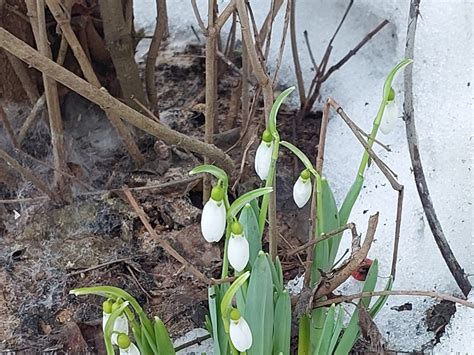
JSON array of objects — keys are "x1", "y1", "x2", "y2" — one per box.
[
  {"x1": 289, "y1": 0, "x2": 305, "y2": 105},
  {"x1": 145, "y1": 0, "x2": 167, "y2": 111},
  {"x1": 303, "y1": 30, "x2": 318, "y2": 72},
  {"x1": 191, "y1": 0, "x2": 207, "y2": 34},
  {"x1": 321, "y1": 19, "x2": 389, "y2": 82},
  {"x1": 403, "y1": 0, "x2": 471, "y2": 296},
  {"x1": 0, "y1": 148, "x2": 58, "y2": 202},
  {"x1": 46, "y1": 0, "x2": 145, "y2": 166},
  {"x1": 272, "y1": 0, "x2": 291, "y2": 83},
  {"x1": 0, "y1": 106, "x2": 19, "y2": 148},
  {"x1": 5, "y1": 52, "x2": 39, "y2": 104},
  {"x1": 289, "y1": 223, "x2": 356, "y2": 257},
  {"x1": 0, "y1": 176, "x2": 200, "y2": 205},
  {"x1": 328, "y1": 98, "x2": 402, "y2": 191},
  {"x1": 123, "y1": 188, "x2": 211, "y2": 285},
  {"x1": 0, "y1": 28, "x2": 235, "y2": 174},
  {"x1": 33, "y1": 0, "x2": 68, "y2": 189},
  {"x1": 314, "y1": 213, "x2": 379, "y2": 298},
  {"x1": 314, "y1": 290, "x2": 474, "y2": 309},
  {"x1": 17, "y1": 95, "x2": 45, "y2": 144}
]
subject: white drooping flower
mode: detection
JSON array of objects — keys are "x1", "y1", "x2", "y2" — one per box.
[
  {"x1": 201, "y1": 185, "x2": 227, "y2": 242},
  {"x1": 227, "y1": 221, "x2": 249, "y2": 272},
  {"x1": 103, "y1": 300, "x2": 130, "y2": 345},
  {"x1": 255, "y1": 129, "x2": 274, "y2": 180},
  {"x1": 380, "y1": 88, "x2": 398, "y2": 134},
  {"x1": 229, "y1": 308, "x2": 252, "y2": 352},
  {"x1": 117, "y1": 333, "x2": 141, "y2": 355},
  {"x1": 111, "y1": 313, "x2": 129, "y2": 345},
  {"x1": 293, "y1": 170, "x2": 312, "y2": 208}
]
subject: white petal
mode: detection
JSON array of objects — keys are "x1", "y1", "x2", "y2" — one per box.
[
  {"x1": 293, "y1": 177, "x2": 312, "y2": 208},
  {"x1": 379, "y1": 100, "x2": 398, "y2": 134},
  {"x1": 102, "y1": 312, "x2": 110, "y2": 332},
  {"x1": 228, "y1": 234, "x2": 249, "y2": 272},
  {"x1": 112, "y1": 314, "x2": 129, "y2": 345},
  {"x1": 201, "y1": 198, "x2": 226, "y2": 242},
  {"x1": 229, "y1": 317, "x2": 253, "y2": 352},
  {"x1": 255, "y1": 141, "x2": 273, "y2": 180},
  {"x1": 120, "y1": 343, "x2": 141, "y2": 355}
]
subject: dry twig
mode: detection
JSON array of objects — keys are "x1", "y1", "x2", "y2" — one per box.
[
  {"x1": 403, "y1": 0, "x2": 471, "y2": 296},
  {"x1": 0, "y1": 28, "x2": 235, "y2": 174}
]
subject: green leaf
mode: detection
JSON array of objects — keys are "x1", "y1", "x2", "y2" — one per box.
[
  {"x1": 239, "y1": 204, "x2": 262, "y2": 267},
  {"x1": 220, "y1": 271, "x2": 251, "y2": 333},
  {"x1": 329, "y1": 305, "x2": 344, "y2": 354},
  {"x1": 228, "y1": 187, "x2": 273, "y2": 218},
  {"x1": 314, "y1": 305, "x2": 336, "y2": 355},
  {"x1": 269, "y1": 87, "x2": 295, "y2": 136},
  {"x1": 189, "y1": 164, "x2": 228, "y2": 184},
  {"x1": 339, "y1": 175, "x2": 364, "y2": 225},
  {"x1": 280, "y1": 141, "x2": 318, "y2": 177},
  {"x1": 369, "y1": 276, "x2": 393, "y2": 318},
  {"x1": 298, "y1": 315, "x2": 310, "y2": 355},
  {"x1": 311, "y1": 177, "x2": 339, "y2": 286},
  {"x1": 208, "y1": 285, "x2": 227, "y2": 355},
  {"x1": 309, "y1": 307, "x2": 327, "y2": 354},
  {"x1": 319, "y1": 178, "x2": 341, "y2": 267},
  {"x1": 273, "y1": 290, "x2": 291, "y2": 355},
  {"x1": 244, "y1": 252, "x2": 274, "y2": 355},
  {"x1": 154, "y1": 316, "x2": 175, "y2": 355},
  {"x1": 334, "y1": 260, "x2": 379, "y2": 355}
]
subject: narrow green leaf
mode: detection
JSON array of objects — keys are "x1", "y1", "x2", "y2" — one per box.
[
  {"x1": 189, "y1": 164, "x2": 228, "y2": 184},
  {"x1": 298, "y1": 315, "x2": 310, "y2": 355},
  {"x1": 314, "y1": 305, "x2": 336, "y2": 355},
  {"x1": 318, "y1": 178, "x2": 341, "y2": 266},
  {"x1": 309, "y1": 307, "x2": 327, "y2": 354},
  {"x1": 154, "y1": 316, "x2": 175, "y2": 355},
  {"x1": 280, "y1": 141, "x2": 318, "y2": 177},
  {"x1": 269, "y1": 87, "x2": 295, "y2": 136},
  {"x1": 273, "y1": 290, "x2": 291, "y2": 355},
  {"x1": 329, "y1": 305, "x2": 344, "y2": 354},
  {"x1": 208, "y1": 285, "x2": 227, "y2": 355},
  {"x1": 360, "y1": 259, "x2": 379, "y2": 307},
  {"x1": 245, "y1": 252, "x2": 274, "y2": 355},
  {"x1": 239, "y1": 204, "x2": 262, "y2": 267},
  {"x1": 339, "y1": 175, "x2": 364, "y2": 225},
  {"x1": 228, "y1": 187, "x2": 273, "y2": 218}
]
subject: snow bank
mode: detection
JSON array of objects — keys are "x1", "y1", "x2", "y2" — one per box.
[{"x1": 134, "y1": 0, "x2": 473, "y2": 351}]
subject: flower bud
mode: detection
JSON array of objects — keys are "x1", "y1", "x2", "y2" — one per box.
[
  {"x1": 380, "y1": 88, "x2": 398, "y2": 134},
  {"x1": 201, "y1": 186, "x2": 227, "y2": 242},
  {"x1": 229, "y1": 308, "x2": 252, "y2": 352},
  {"x1": 293, "y1": 170, "x2": 312, "y2": 208},
  {"x1": 255, "y1": 130, "x2": 273, "y2": 180},
  {"x1": 117, "y1": 333, "x2": 140, "y2": 355}
]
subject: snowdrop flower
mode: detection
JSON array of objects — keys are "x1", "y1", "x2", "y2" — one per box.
[
  {"x1": 201, "y1": 185, "x2": 227, "y2": 242},
  {"x1": 117, "y1": 333, "x2": 140, "y2": 355},
  {"x1": 293, "y1": 169, "x2": 312, "y2": 208},
  {"x1": 380, "y1": 88, "x2": 398, "y2": 134},
  {"x1": 227, "y1": 221, "x2": 249, "y2": 272},
  {"x1": 229, "y1": 308, "x2": 252, "y2": 352},
  {"x1": 108, "y1": 300, "x2": 129, "y2": 345},
  {"x1": 254, "y1": 129, "x2": 273, "y2": 180}
]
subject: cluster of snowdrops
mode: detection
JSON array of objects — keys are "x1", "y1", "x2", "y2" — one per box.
[{"x1": 70, "y1": 59, "x2": 411, "y2": 355}]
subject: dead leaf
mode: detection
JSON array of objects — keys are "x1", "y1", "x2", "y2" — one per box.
[{"x1": 359, "y1": 306, "x2": 387, "y2": 354}]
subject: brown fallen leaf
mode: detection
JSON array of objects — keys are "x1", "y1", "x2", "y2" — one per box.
[{"x1": 359, "y1": 306, "x2": 387, "y2": 354}]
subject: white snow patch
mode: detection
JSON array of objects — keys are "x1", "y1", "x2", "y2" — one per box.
[
  {"x1": 134, "y1": 0, "x2": 473, "y2": 351},
  {"x1": 174, "y1": 328, "x2": 213, "y2": 355}
]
